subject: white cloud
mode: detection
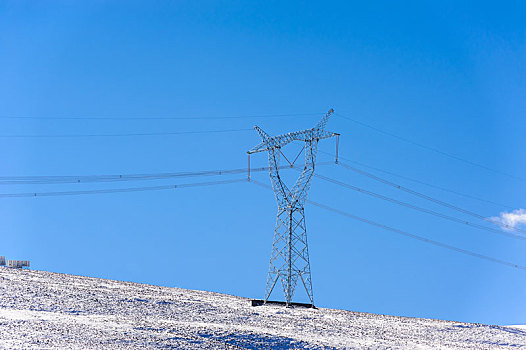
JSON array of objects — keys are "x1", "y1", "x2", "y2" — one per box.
[{"x1": 489, "y1": 209, "x2": 526, "y2": 230}]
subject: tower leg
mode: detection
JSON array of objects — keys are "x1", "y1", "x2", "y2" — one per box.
[{"x1": 264, "y1": 206, "x2": 314, "y2": 306}]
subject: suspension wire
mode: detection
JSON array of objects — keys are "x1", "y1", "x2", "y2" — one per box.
[
  {"x1": 0, "y1": 178, "x2": 247, "y2": 198},
  {"x1": 335, "y1": 160, "x2": 526, "y2": 235},
  {"x1": 250, "y1": 179, "x2": 526, "y2": 271},
  {"x1": 0, "y1": 163, "x2": 333, "y2": 196},
  {"x1": 0, "y1": 112, "x2": 322, "y2": 121},
  {"x1": 335, "y1": 112, "x2": 526, "y2": 183},
  {"x1": 0, "y1": 162, "x2": 332, "y2": 185},
  {"x1": 318, "y1": 150, "x2": 515, "y2": 210},
  {"x1": 314, "y1": 173, "x2": 526, "y2": 242},
  {"x1": 309, "y1": 200, "x2": 526, "y2": 271},
  {"x1": 0, "y1": 128, "x2": 252, "y2": 138},
  {"x1": 0, "y1": 166, "x2": 262, "y2": 185}
]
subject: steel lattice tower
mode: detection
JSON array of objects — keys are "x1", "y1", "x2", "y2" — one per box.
[{"x1": 247, "y1": 109, "x2": 339, "y2": 306}]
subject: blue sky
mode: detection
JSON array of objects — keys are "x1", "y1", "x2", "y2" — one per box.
[{"x1": 1, "y1": 1, "x2": 526, "y2": 325}]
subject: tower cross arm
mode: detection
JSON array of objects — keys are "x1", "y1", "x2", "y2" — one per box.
[
  {"x1": 247, "y1": 142, "x2": 271, "y2": 154},
  {"x1": 312, "y1": 130, "x2": 339, "y2": 141},
  {"x1": 290, "y1": 129, "x2": 339, "y2": 142},
  {"x1": 247, "y1": 128, "x2": 309, "y2": 154},
  {"x1": 247, "y1": 130, "x2": 338, "y2": 154}
]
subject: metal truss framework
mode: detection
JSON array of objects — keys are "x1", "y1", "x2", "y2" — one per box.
[{"x1": 247, "y1": 109, "x2": 339, "y2": 306}]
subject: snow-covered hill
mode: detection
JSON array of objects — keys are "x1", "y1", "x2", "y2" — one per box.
[{"x1": 0, "y1": 268, "x2": 524, "y2": 349}]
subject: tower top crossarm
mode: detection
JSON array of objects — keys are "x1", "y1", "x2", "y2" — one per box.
[{"x1": 247, "y1": 109, "x2": 338, "y2": 154}]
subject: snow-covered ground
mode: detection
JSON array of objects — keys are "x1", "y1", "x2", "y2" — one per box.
[{"x1": 0, "y1": 268, "x2": 524, "y2": 349}]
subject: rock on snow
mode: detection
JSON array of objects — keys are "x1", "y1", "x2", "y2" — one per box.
[{"x1": 0, "y1": 268, "x2": 524, "y2": 349}]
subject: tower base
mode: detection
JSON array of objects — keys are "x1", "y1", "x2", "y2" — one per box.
[{"x1": 250, "y1": 299, "x2": 316, "y2": 309}]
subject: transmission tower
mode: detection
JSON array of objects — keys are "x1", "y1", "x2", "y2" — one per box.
[{"x1": 247, "y1": 109, "x2": 339, "y2": 307}]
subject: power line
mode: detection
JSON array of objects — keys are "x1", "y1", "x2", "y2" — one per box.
[
  {"x1": 314, "y1": 173, "x2": 526, "y2": 242},
  {"x1": 0, "y1": 167, "x2": 255, "y2": 185},
  {"x1": 318, "y1": 150, "x2": 515, "y2": 210},
  {"x1": 0, "y1": 128, "x2": 252, "y2": 138},
  {"x1": 336, "y1": 161, "x2": 526, "y2": 235},
  {"x1": 0, "y1": 162, "x2": 332, "y2": 185},
  {"x1": 335, "y1": 112, "x2": 526, "y2": 183},
  {"x1": 308, "y1": 199, "x2": 526, "y2": 272},
  {"x1": 0, "y1": 178, "x2": 247, "y2": 198},
  {"x1": 250, "y1": 179, "x2": 526, "y2": 271},
  {"x1": 0, "y1": 112, "x2": 321, "y2": 121}
]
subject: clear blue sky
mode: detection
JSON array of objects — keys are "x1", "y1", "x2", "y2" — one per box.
[{"x1": 1, "y1": 1, "x2": 525, "y2": 325}]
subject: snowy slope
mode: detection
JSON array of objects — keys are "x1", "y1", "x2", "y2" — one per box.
[{"x1": 0, "y1": 268, "x2": 525, "y2": 349}]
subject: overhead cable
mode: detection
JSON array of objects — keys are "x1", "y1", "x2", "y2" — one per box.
[
  {"x1": 336, "y1": 161, "x2": 526, "y2": 235},
  {"x1": 0, "y1": 162, "x2": 331, "y2": 185},
  {"x1": 309, "y1": 199, "x2": 526, "y2": 272},
  {"x1": 314, "y1": 173, "x2": 526, "y2": 242},
  {"x1": 250, "y1": 179, "x2": 526, "y2": 272},
  {"x1": 0, "y1": 178, "x2": 247, "y2": 198},
  {"x1": 318, "y1": 150, "x2": 515, "y2": 210},
  {"x1": 336, "y1": 112, "x2": 526, "y2": 183},
  {"x1": 0, "y1": 128, "x2": 252, "y2": 138},
  {"x1": 0, "y1": 112, "x2": 321, "y2": 121}
]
